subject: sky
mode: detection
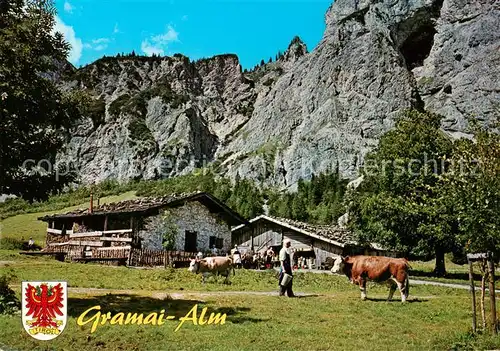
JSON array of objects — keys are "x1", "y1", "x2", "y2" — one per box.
[{"x1": 53, "y1": 0, "x2": 332, "y2": 70}]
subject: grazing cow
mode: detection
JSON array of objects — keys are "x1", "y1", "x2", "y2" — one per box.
[
  {"x1": 331, "y1": 255, "x2": 411, "y2": 302},
  {"x1": 188, "y1": 256, "x2": 235, "y2": 284}
]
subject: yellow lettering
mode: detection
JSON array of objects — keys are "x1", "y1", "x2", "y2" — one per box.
[
  {"x1": 143, "y1": 313, "x2": 158, "y2": 325},
  {"x1": 208, "y1": 312, "x2": 227, "y2": 325},
  {"x1": 198, "y1": 307, "x2": 208, "y2": 325},
  {"x1": 175, "y1": 304, "x2": 198, "y2": 332},
  {"x1": 157, "y1": 309, "x2": 166, "y2": 325},
  {"x1": 124, "y1": 313, "x2": 144, "y2": 325},
  {"x1": 100, "y1": 312, "x2": 112, "y2": 325},
  {"x1": 76, "y1": 305, "x2": 102, "y2": 333},
  {"x1": 110, "y1": 313, "x2": 125, "y2": 325}
]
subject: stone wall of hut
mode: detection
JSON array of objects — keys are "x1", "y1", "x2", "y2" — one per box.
[{"x1": 138, "y1": 201, "x2": 231, "y2": 253}]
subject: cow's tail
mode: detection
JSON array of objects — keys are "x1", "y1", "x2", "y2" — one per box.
[
  {"x1": 405, "y1": 274, "x2": 410, "y2": 298},
  {"x1": 405, "y1": 259, "x2": 411, "y2": 298}
]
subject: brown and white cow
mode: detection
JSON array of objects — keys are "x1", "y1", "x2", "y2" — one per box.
[
  {"x1": 188, "y1": 256, "x2": 235, "y2": 284},
  {"x1": 331, "y1": 255, "x2": 411, "y2": 302}
]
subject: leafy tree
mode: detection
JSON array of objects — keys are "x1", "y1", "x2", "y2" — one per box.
[
  {"x1": 443, "y1": 120, "x2": 500, "y2": 255},
  {"x1": 0, "y1": 0, "x2": 82, "y2": 201},
  {"x1": 348, "y1": 110, "x2": 455, "y2": 275},
  {"x1": 0, "y1": 274, "x2": 20, "y2": 315},
  {"x1": 161, "y1": 210, "x2": 179, "y2": 250},
  {"x1": 440, "y1": 118, "x2": 500, "y2": 329}
]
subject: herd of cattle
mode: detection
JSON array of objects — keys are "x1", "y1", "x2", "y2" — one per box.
[{"x1": 188, "y1": 255, "x2": 412, "y2": 302}]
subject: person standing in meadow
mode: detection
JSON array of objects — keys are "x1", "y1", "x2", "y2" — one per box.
[{"x1": 278, "y1": 239, "x2": 295, "y2": 297}]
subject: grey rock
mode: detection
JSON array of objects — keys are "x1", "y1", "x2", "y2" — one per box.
[{"x1": 58, "y1": 0, "x2": 499, "y2": 190}]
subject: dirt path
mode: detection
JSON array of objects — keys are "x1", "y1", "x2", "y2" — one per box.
[
  {"x1": 46, "y1": 276, "x2": 499, "y2": 299},
  {"x1": 66, "y1": 287, "x2": 323, "y2": 299}
]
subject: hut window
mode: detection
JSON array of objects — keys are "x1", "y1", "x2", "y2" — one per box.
[
  {"x1": 210, "y1": 236, "x2": 223, "y2": 249},
  {"x1": 216, "y1": 238, "x2": 223, "y2": 249},
  {"x1": 209, "y1": 236, "x2": 216, "y2": 248}
]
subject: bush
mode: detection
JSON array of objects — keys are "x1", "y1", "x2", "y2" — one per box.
[
  {"x1": 88, "y1": 97, "x2": 106, "y2": 127},
  {"x1": 109, "y1": 94, "x2": 131, "y2": 118},
  {"x1": 0, "y1": 238, "x2": 41, "y2": 251},
  {"x1": 0, "y1": 275, "x2": 20, "y2": 315},
  {"x1": 0, "y1": 238, "x2": 24, "y2": 250}
]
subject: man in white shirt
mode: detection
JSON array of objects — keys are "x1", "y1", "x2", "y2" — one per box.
[
  {"x1": 233, "y1": 245, "x2": 242, "y2": 268},
  {"x1": 278, "y1": 239, "x2": 295, "y2": 297},
  {"x1": 28, "y1": 237, "x2": 35, "y2": 250}
]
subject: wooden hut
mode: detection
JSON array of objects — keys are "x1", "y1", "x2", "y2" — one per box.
[
  {"x1": 231, "y1": 215, "x2": 393, "y2": 269},
  {"x1": 37, "y1": 191, "x2": 247, "y2": 265}
]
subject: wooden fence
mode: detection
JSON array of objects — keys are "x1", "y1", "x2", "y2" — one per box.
[
  {"x1": 42, "y1": 238, "x2": 197, "y2": 267},
  {"x1": 129, "y1": 249, "x2": 198, "y2": 268},
  {"x1": 43, "y1": 244, "x2": 84, "y2": 260}
]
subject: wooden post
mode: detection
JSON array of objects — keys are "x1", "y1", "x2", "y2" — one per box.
[
  {"x1": 469, "y1": 259, "x2": 477, "y2": 333},
  {"x1": 103, "y1": 216, "x2": 108, "y2": 232},
  {"x1": 488, "y1": 255, "x2": 497, "y2": 334},
  {"x1": 251, "y1": 230, "x2": 254, "y2": 252},
  {"x1": 130, "y1": 217, "x2": 135, "y2": 232},
  {"x1": 127, "y1": 247, "x2": 132, "y2": 267}
]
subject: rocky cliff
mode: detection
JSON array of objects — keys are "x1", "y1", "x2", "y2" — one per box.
[{"x1": 59, "y1": 0, "x2": 499, "y2": 190}]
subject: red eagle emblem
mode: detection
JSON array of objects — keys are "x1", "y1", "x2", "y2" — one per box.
[{"x1": 25, "y1": 283, "x2": 64, "y2": 328}]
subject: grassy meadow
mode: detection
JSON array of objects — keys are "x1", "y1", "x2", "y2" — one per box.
[
  {"x1": 1, "y1": 192, "x2": 499, "y2": 350},
  {"x1": 0, "y1": 191, "x2": 137, "y2": 247},
  {"x1": 1, "y1": 254, "x2": 500, "y2": 350}
]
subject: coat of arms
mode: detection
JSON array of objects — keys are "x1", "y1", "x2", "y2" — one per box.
[{"x1": 22, "y1": 281, "x2": 67, "y2": 340}]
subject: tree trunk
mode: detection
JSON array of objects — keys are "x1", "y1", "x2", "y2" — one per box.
[{"x1": 434, "y1": 246, "x2": 446, "y2": 277}]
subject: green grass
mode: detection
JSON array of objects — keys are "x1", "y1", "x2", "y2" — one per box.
[
  {"x1": 409, "y1": 258, "x2": 500, "y2": 289},
  {"x1": 2, "y1": 257, "x2": 499, "y2": 350},
  {"x1": 0, "y1": 192, "x2": 138, "y2": 247},
  {"x1": 0, "y1": 181, "x2": 139, "y2": 220},
  {"x1": 0, "y1": 265, "x2": 497, "y2": 350},
  {"x1": 410, "y1": 258, "x2": 470, "y2": 275}
]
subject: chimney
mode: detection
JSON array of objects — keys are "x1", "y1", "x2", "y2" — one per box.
[{"x1": 89, "y1": 192, "x2": 93, "y2": 214}]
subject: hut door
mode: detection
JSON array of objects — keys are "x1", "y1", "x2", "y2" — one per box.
[{"x1": 184, "y1": 231, "x2": 197, "y2": 252}]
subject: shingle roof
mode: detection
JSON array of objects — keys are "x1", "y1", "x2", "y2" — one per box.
[
  {"x1": 268, "y1": 216, "x2": 356, "y2": 245},
  {"x1": 38, "y1": 191, "x2": 248, "y2": 226},
  {"x1": 232, "y1": 215, "x2": 385, "y2": 250},
  {"x1": 39, "y1": 192, "x2": 200, "y2": 219}
]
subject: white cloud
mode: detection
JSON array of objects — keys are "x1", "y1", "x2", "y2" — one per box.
[
  {"x1": 53, "y1": 16, "x2": 82, "y2": 65},
  {"x1": 113, "y1": 23, "x2": 120, "y2": 34},
  {"x1": 141, "y1": 41, "x2": 164, "y2": 56},
  {"x1": 83, "y1": 38, "x2": 111, "y2": 51},
  {"x1": 93, "y1": 44, "x2": 107, "y2": 51},
  {"x1": 141, "y1": 25, "x2": 179, "y2": 56},
  {"x1": 92, "y1": 38, "x2": 110, "y2": 44},
  {"x1": 64, "y1": 1, "x2": 73, "y2": 13}
]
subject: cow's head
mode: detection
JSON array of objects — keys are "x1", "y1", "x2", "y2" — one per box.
[
  {"x1": 188, "y1": 258, "x2": 200, "y2": 274},
  {"x1": 330, "y1": 256, "x2": 347, "y2": 274}
]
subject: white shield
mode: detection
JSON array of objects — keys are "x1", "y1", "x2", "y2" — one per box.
[{"x1": 21, "y1": 281, "x2": 68, "y2": 340}]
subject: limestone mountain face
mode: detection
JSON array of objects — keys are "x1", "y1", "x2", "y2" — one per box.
[{"x1": 60, "y1": 0, "x2": 499, "y2": 189}]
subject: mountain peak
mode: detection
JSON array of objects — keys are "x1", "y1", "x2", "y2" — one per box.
[{"x1": 280, "y1": 36, "x2": 308, "y2": 65}]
